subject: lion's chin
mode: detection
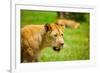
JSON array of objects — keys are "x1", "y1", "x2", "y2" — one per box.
[{"x1": 53, "y1": 47, "x2": 61, "y2": 52}]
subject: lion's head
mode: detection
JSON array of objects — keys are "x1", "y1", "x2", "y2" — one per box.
[{"x1": 45, "y1": 23, "x2": 64, "y2": 52}]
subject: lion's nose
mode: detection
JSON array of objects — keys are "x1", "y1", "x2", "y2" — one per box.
[{"x1": 60, "y1": 43, "x2": 64, "y2": 46}]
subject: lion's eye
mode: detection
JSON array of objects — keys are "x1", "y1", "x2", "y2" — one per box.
[
  {"x1": 54, "y1": 34, "x2": 57, "y2": 37},
  {"x1": 61, "y1": 34, "x2": 63, "y2": 36}
]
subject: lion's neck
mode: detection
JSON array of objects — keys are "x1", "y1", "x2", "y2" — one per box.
[{"x1": 39, "y1": 32, "x2": 52, "y2": 49}]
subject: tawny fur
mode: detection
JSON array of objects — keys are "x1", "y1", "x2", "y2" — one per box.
[
  {"x1": 21, "y1": 25, "x2": 47, "y2": 62},
  {"x1": 56, "y1": 19, "x2": 80, "y2": 29},
  {"x1": 21, "y1": 24, "x2": 64, "y2": 62}
]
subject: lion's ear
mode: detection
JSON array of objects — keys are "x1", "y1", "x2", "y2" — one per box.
[{"x1": 45, "y1": 23, "x2": 51, "y2": 32}]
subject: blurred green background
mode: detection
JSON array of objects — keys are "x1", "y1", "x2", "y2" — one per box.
[{"x1": 21, "y1": 10, "x2": 90, "y2": 62}]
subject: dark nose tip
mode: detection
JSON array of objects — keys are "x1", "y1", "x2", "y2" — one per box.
[{"x1": 60, "y1": 43, "x2": 64, "y2": 46}]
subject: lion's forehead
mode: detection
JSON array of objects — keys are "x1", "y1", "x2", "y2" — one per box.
[{"x1": 51, "y1": 25, "x2": 63, "y2": 35}]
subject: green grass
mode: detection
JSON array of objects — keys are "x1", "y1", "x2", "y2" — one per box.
[
  {"x1": 21, "y1": 10, "x2": 90, "y2": 62},
  {"x1": 21, "y1": 10, "x2": 57, "y2": 26}
]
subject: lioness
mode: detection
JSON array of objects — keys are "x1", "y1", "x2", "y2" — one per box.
[
  {"x1": 21, "y1": 23, "x2": 64, "y2": 62},
  {"x1": 56, "y1": 19, "x2": 80, "y2": 29},
  {"x1": 21, "y1": 19, "x2": 80, "y2": 63}
]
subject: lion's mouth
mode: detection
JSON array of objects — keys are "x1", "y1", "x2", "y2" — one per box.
[{"x1": 53, "y1": 47, "x2": 61, "y2": 52}]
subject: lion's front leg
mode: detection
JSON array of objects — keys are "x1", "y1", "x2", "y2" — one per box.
[
  {"x1": 26, "y1": 47, "x2": 40, "y2": 62},
  {"x1": 32, "y1": 51, "x2": 40, "y2": 62}
]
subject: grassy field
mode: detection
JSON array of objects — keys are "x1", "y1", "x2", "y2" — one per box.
[{"x1": 21, "y1": 10, "x2": 90, "y2": 62}]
